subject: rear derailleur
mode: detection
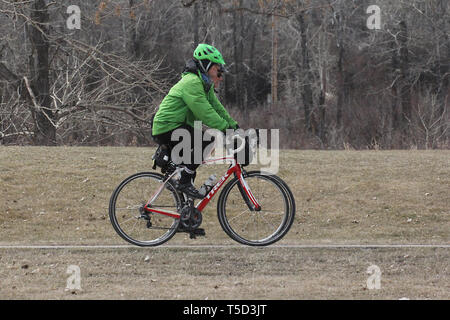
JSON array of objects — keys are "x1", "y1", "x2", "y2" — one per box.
[{"x1": 139, "y1": 205, "x2": 152, "y2": 228}]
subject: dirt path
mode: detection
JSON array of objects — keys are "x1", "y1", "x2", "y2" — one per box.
[{"x1": 1, "y1": 247, "x2": 448, "y2": 299}]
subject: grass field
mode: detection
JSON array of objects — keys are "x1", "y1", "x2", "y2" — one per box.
[{"x1": 0, "y1": 146, "x2": 449, "y2": 299}]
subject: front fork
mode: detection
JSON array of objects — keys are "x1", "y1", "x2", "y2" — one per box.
[{"x1": 235, "y1": 169, "x2": 261, "y2": 212}]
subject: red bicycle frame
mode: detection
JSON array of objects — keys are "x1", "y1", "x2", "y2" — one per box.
[{"x1": 143, "y1": 156, "x2": 261, "y2": 219}]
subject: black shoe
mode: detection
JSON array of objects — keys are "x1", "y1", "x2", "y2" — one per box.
[{"x1": 177, "y1": 182, "x2": 204, "y2": 199}]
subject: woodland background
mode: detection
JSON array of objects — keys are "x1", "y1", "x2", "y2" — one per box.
[{"x1": 0, "y1": 0, "x2": 448, "y2": 149}]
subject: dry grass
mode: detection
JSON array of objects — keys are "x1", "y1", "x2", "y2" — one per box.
[
  {"x1": 1, "y1": 147, "x2": 448, "y2": 245},
  {"x1": 0, "y1": 147, "x2": 449, "y2": 299}
]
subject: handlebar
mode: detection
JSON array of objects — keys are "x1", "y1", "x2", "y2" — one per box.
[
  {"x1": 225, "y1": 134, "x2": 246, "y2": 154},
  {"x1": 223, "y1": 128, "x2": 259, "y2": 155}
]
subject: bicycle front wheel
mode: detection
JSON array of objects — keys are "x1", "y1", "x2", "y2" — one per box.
[
  {"x1": 109, "y1": 172, "x2": 182, "y2": 247},
  {"x1": 217, "y1": 171, "x2": 295, "y2": 246}
]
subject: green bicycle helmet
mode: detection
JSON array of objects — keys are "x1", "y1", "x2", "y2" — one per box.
[{"x1": 193, "y1": 44, "x2": 226, "y2": 70}]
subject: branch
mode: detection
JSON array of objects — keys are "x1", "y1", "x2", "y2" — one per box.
[
  {"x1": 0, "y1": 62, "x2": 20, "y2": 82},
  {"x1": 60, "y1": 37, "x2": 167, "y2": 95},
  {"x1": 181, "y1": 0, "x2": 197, "y2": 7},
  {"x1": 82, "y1": 104, "x2": 151, "y2": 124},
  {"x1": 23, "y1": 76, "x2": 58, "y2": 128},
  {"x1": 22, "y1": 76, "x2": 40, "y2": 111},
  {"x1": 0, "y1": 130, "x2": 35, "y2": 139},
  {"x1": 221, "y1": 2, "x2": 336, "y2": 19}
]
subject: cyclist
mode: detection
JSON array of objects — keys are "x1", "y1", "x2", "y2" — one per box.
[{"x1": 151, "y1": 44, "x2": 239, "y2": 199}]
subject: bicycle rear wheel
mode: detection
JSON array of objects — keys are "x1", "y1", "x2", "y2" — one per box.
[
  {"x1": 217, "y1": 171, "x2": 295, "y2": 246},
  {"x1": 109, "y1": 172, "x2": 182, "y2": 247}
]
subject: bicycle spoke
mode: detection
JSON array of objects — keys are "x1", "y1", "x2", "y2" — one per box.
[
  {"x1": 147, "y1": 226, "x2": 176, "y2": 231},
  {"x1": 240, "y1": 213, "x2": 254, "y2": 232},
  {"x1": 129, "y1": 218, "x2": 140, "y2": 235},
  {"x1": 257, "y1": 213, "x2": 281, "y2": 231},
  {"x1": 120, "y1": 216, "x2": 140, "y2": 224},
  {"x1": 150, "y1": 205, "x2": 178, "y2": 208},
  {"x1": 227, "y1": 208, "x2": 251, "y2": 223},
  {"x1": 259, "y1": 210, "x2": 284, "y2": 215},
  {"x1": 115, "y1": 205, "x2": 141, "y2": 211},
  {"x1": 109, "y1": 172, "x2": 181, "y2": 247},
  {"x1": 218, "y1": 172, "x2": 295, "y2": 246}
]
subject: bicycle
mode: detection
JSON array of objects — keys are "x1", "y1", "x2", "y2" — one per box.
[{"x1": 109, "y1": 133, "x2": 296, "y2": 247}]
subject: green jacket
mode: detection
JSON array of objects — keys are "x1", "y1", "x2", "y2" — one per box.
[{"x1": 152, "y1": 72, "x2": 238, "y2": 136}]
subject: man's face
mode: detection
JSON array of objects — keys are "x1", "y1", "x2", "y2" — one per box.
[{"x1": 207, "y1": 64, "x2": 224, "y2": 89}]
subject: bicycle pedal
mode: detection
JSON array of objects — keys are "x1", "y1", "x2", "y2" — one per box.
[
  {"x1": 178, "y1": 227, "x2": 205, "y2": 237},
  {"x1": 195, "y1": 228, "x2": 205, "y2": 236},
  {"x1": 189, "y1": 229, "x2": 205, "y2": 239}
]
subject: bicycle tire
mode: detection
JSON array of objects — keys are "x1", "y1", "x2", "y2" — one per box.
[
  {"x1": 234, "y1": 170, "x2": 296, "y2": 229},
  {"x1": 258, "y1": 171, "x2": 296, "y2": 233},
  {"x1": 109, "y1": 172, "x2": 182, "y2": 247},
  {"x1": 217, "y1": 171, "x2": 295, "y2": 246}
]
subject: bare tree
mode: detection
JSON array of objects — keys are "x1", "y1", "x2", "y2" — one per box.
[{"x1": 0, "y1": 0, "x2": 448, "y2": 148}]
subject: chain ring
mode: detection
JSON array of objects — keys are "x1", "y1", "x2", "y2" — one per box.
[{"x1": 180, "y1": 205, "x2": 202, "y2": 229}]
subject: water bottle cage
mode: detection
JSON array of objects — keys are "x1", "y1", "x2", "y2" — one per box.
[{"x1": 203, "y1": 184, "x2": 213, "y2": 195}]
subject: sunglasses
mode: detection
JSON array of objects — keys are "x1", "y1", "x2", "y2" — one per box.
[{"x1": 217, "y1": 65, "x2": 225, "y2": 78}]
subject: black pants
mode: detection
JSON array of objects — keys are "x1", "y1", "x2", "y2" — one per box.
[{"x1": 152, "y1": 124, "x2": 215, "y2": 172}]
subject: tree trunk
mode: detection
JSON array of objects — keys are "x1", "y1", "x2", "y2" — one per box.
[
  {"x1": 128, "y1": 0, "x2": 146, "y2": 145},
  {"x1": 318, "y1": 66, "x2": 327, "y2": 143},
  {"x1": 128, "y1": 0, "x2": 138, "y2": 58},
  {"x1": 391, "y1": 36, "x2": 400, "y2": 136},
  {"x1": 297, "y1": 12, "x2": 314, "y2": 132},
  {"x1": 334, "y1": 10, "x2": 345, "y2": 133},
  {"x1": 238, "y1": 1, "x2": 245, "y2": 115},
  {"x1": 271, "y1": 13, "x2": 278, "y2": 109},
  {"x1": 436, "y1": 0, "x2": 449, "y2": 144},
  {"x1": 29, "y1": 0, "x2": 55, "y2": 145},
  {"x1": 232, "y1": 0, "x2": 244, "y2": 111},
  {"x1": 247, "y1": 23, "x2": 257, "y2": 109},
  {"x1": 193, "y1": 2, "x2": 199, "y2": 45},
  {"x1": 200, "y1": 1, "x2": 210, "y2": 43},
  {"x1": 336, "y1": 44, "x2": 344, "y2": 131},
  {"x1": 398, "y1": 21, "x2": 411, "y2": 130}
]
